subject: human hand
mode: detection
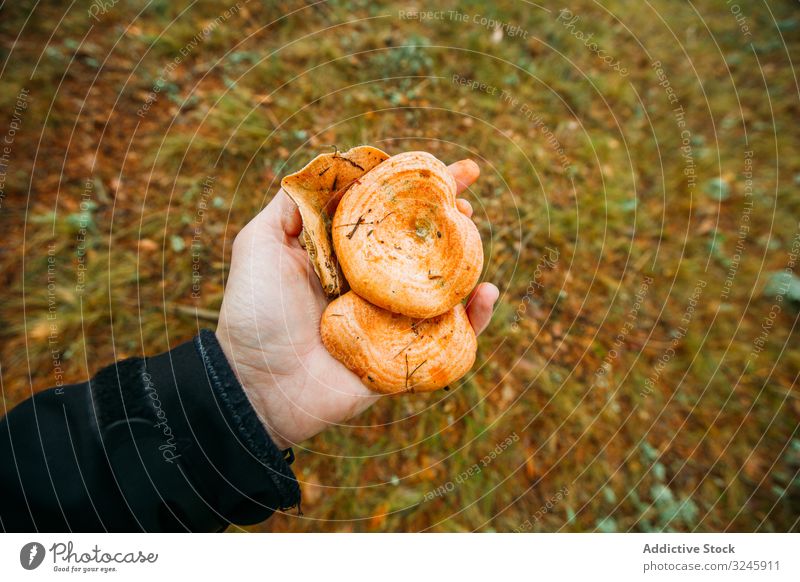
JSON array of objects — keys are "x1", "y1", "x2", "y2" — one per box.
[{"x1": 216, "y1": 160, "x2": 499, "y2": 449}]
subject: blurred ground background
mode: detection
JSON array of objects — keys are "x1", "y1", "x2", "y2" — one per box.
[{"x1": 1, "y1": 0, "x2": 799, "y2": 532}]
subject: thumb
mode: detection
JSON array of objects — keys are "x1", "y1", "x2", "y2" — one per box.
[{"x1": 265, "y1": 189, "x2": 303, "y2": 237}]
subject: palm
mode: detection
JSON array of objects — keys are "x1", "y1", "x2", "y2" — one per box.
[
  {"x1": 216, "y1": 160, "x2": 498, "y2": 449},
  {"x1": 217, "y1": 203, "x2": 376, "y2": 449}
]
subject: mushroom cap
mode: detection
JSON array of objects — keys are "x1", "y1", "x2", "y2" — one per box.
[
  {"x1": 332, "y1": 151, "x2": 483, "y2": 318},
  {"x1": 281, "y1": 146, "x2": 390, "y2": 297},
  {"x1": 320, "y1": 291, "x2": 477, "y2": 395}
]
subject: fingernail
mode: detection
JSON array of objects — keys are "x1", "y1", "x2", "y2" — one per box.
[{"x1": 487, "y1": 283, "x2": 500, "y2": 303}]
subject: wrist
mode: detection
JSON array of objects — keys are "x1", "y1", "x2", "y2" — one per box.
[{"x1": 214, "y1": 330, "x2": 292, "y2": 450}]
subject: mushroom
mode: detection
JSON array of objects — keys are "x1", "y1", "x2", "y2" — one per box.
[
  {"x1": 282, "y1": 147, "x2": 483, "y2": 394},
  {"x1": 281, "y1": 146, "x2": 390, "y2": 297},
  {"x1": 320, "y1": 291, "x2": 477, "y2": 394},
  {"x1": 332, "y1": 151, "x2": 483, "y2": 318}
]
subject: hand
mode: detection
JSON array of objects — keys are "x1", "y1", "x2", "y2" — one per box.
[{"x1": 216, "y1": 159, "x2": 499, "y2": 449}]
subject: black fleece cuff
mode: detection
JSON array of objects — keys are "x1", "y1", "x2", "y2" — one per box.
[{"x1": 92, "y1": 330, "x2": 300, "y2": 531}]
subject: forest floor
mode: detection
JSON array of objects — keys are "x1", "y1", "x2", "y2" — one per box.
[{"x1": 1, "y1": 0, "x2": 798, "y2": 531}]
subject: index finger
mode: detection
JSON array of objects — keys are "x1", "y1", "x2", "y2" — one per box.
[{"x1": 448, "y1": 159, "x2": 480, "y2": 196}]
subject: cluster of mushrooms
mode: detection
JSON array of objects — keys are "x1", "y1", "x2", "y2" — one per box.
[{"x1": 282, "y1": 147, "x2": 484, "y2": 395}]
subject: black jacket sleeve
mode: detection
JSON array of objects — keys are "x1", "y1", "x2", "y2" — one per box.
[{"x1": 0, "y1": 329, "x2": 301, "y2": 532}]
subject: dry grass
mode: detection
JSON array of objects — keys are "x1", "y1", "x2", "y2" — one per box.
[{"x1": 0, "y1": 0, "x2": 798, "y2": 532}]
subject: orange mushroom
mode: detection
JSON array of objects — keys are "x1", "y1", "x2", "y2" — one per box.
[
  {"x1": 282, "y1": 148, "x2": 483, "y2": 394},
  {"x1": 281, "y1": 146, "x2": 389, "y2": 297},
  {"x1": 332, "y1": 151, "x2": 484, "y2": 319},
  {"x1": 320, "y1": 291, "x2": 477, "y2": 394}
]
